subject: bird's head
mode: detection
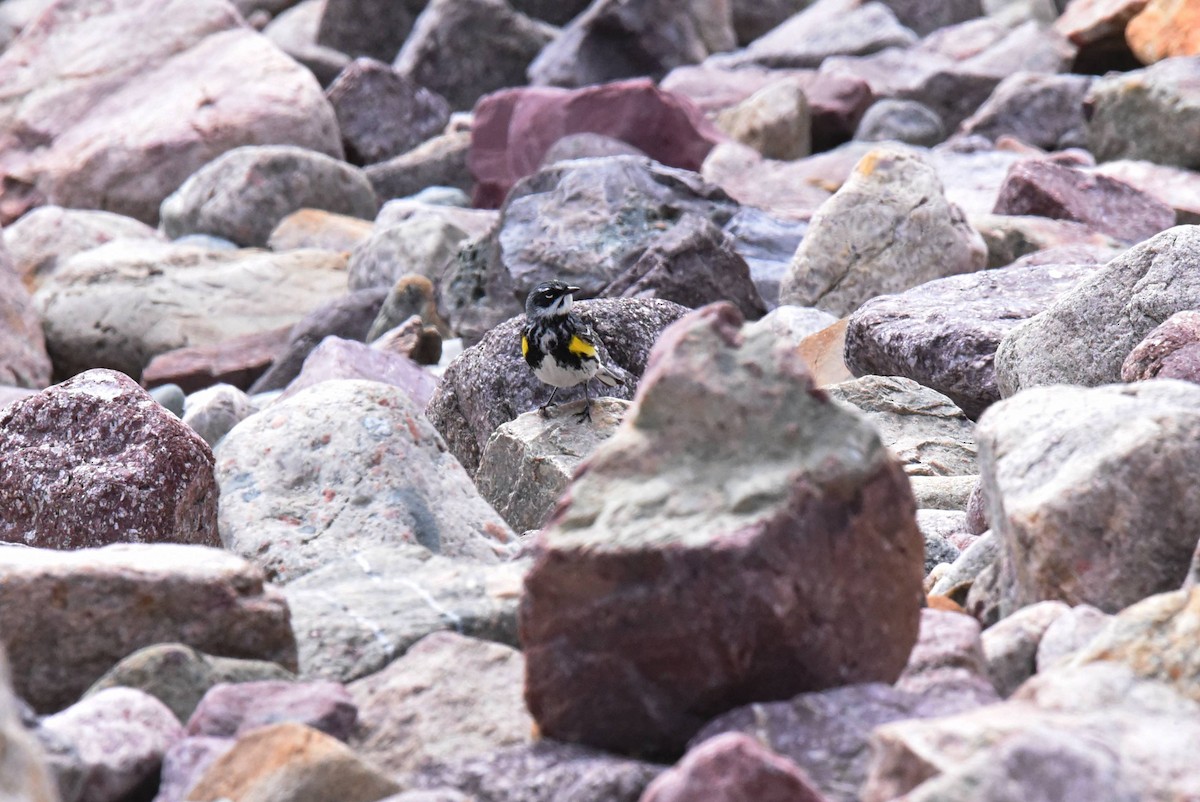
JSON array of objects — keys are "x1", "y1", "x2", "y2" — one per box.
[{"x1": 525, "y1": 280, "x2": 581, "y2": 319}]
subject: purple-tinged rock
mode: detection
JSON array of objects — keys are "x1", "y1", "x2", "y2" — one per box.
[
  {"x1": 1122, "y1": 310, "x2": 1200, "y2": 383},
  {"x1": 187, "y1": 680, "x2": 356, "y2": 741}
]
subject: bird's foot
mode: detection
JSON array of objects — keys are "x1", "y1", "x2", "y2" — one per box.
[
  {"x1": 539, "y1": 402, "x2": 555, "y2": 418},
  {"x1": 574, "y1": 401, "x2": 592, "y2": 424}
]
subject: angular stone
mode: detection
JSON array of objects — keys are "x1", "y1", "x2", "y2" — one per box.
[
  {"x1": 0, "y1": 543, "x2": 296, "y2": 713},
  {"x1": 187, "y1": 680, "x2": 356, "y2": 741},
  {"x1": 84, "y1": 643, "x2": 294, "y2": 725},
  {"x1": 348, "y1": 216, "x2": 470, "y2": 290},
  {"x1": 930, "y1": 531, "x2": 999, "y2": 606},
  {"x1": 160, "y1": 145, "x2": 377, "y2": 248},
  {"x1": 326, "y1": 57, "x2": 451, "y2": 166},
  {"x1": 143, "y1": 327, "x2": 292, "y2": 396},
  {"x1": 854, "y1": 98, "x2": 945, "y2": 147},
  {"x1": 279, "y1": 337, "x2": 438, "y2": 410},
  {"x1": 716, "y1": 80, "x2": 811, "y2": 160},
  {"x1": 1122, "y1": 309, "x2": 1200, "y2": 382},
  {"x1": 896, "y1": 608, "x2": 1000, "y2": 708},
  {"x1": 366, "y1": 131, "x2": 474, "y2": 202},
  {"x1": 1054, "y1": 0, "x2": 1148, "y2": 46},
  {"x1": 426, "y1": 298, "x2": 687, "y2": 474},
  {"x1": 0, "y1": 370, "x2": 218, "y2": 550},
  {"x1": 917, "y1": 510, "x2": 968, "y2": 574},
  {"x1": 267, "y1": 208, "x2": 375, "y2": 253},
  {"x1": 283, "y1": 546, "x2": 526, "y2": 682},
  {"x1": 0, "y1": 0, "x2": 342, "y2": 226},
  {"x1": 1125, "y1": 0, "x2": 1200, "y2": 62},
  {"x1": 995, "y1": 226, "x2": 1200, "y2": 393},
  {"x1": 979, "y1": 381, "x2": 1200, "y2": 616},
  {"x1": 781, "y1": 147, "x2": 987, "y2": 317},
  {"x1": 0, "y1": 241, "x2": 51, "y2": 390},
  {"x1": 1086, "y1": 57, "x2": 1200, "y2": 168},
  {"x1": 958, "y1": 72, "x2": 1094, "y2": 150},
  {"x1": 700, "y1": 141, "x2": 849, "y2": 221},
  {"x1": 1092, "y1": 159, "x2": 1200, "y2": 225},
  {"x1": 0, "y1": 650, "x2": 57, "y2": 802},
  {"x1": 468, "y1": 80, "x2": 724, "y2": 209},
  {"x1": 34, "y1": 243, "x2": 348, "y2": 381},
  {"x1": 845, "y1": 259, "x2": 1101, "y2": 418},
  {"x1": 180, "y1": 382, "x2": 255, "y2": 447},
  {"x1": 641, "y1": 733, "x2": 828, "y2": 802},
  {"x1": 992, "y1": 159, "x2": 1175, "y2": 244},
  {"x1": 521, "y1": 304, "x2": 924, "y2": 758},
  {"x1": 981, "y1": 600, "x2": 1071, "y2": 696},
  {"x1": 316, "y1": 0, "x2": 426, "y2": 61},
  {"x1": 971, "y1": 213, "x2": 1125, "y2": 269},
  {"x1": 216, "y1": 380, "x2": 512, "y2": 583},
  {"x1": 395, "y1": 0, "x2": 554, "y2": 111},
  {"x1": 1036, "y1": 604, "x2": 1111, "y2": 671},
  {"x1": 349, "y1": 632, "x2": 532, "y2": 774}
]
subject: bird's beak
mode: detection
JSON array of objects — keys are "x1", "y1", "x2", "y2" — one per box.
[{"x1": 566, "y1": 285, "x2": 581, "y2": 294}]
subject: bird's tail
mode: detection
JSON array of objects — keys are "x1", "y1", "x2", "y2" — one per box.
[{"x1": 595, "y1": 364, "x2": 624, "y2": 388}]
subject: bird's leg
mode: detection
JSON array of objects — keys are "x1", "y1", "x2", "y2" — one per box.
[
  {"x1": 575, "y1": 381, "x2": 593, "y2": 423},
  {"x1": 539, "y1": 387, "x2": 560, "y2": 417}
]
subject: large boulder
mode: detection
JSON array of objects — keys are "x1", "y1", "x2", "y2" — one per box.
[
  {"x1": 215, "y1": 380, "x2": 513, "y2": 584},
  {"x1": 0, "y1": 543, "x2": 296, "y2": 713},
  {"x1": 426, "y1": 297, "x2": 688, "y2": 475},
  {"x1": 520, "y1": 304, "x2": 924, "y2": 759},
  {"x1": 978, "y1": 380, "x2": 1200, "y2": 616},
  {"x1": 0, "y1": 370, "x2": 219, "y2": 550},
  {"x1": 995, "y1": 226, "x2": 1200, "y2": 395},
  {"x1": 1085, "y1": 56, "x2": 1200, "y2": 168},
  {"x1": 780, "y1": 147, "x2": 988, "y2": 316},
  {"x1": 0, "y1": 0, "x2": 342, "y2": 225},
  {"x1": 0, "y1": 241, "x2": 50, "y2": 390}
]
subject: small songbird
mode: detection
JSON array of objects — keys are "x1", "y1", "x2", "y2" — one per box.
[{"x1": 521, "y1": 280, "x2": 621, "y2": 422}]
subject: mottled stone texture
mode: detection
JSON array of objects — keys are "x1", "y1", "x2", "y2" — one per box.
[
  {"x1": 641, "y1": 733, "x2": 829, "y2": 802},
  {"x1": 1121, "y1": 309, "x2": 1200, "y2": 382},
  {"x1": 0, "y1": 369, "x2": 219, "y2": 550},
  {"x1": 520, "y1": 304, "x2": 924, "y2": 759},
  {"x1": 1085, "y1": 57, "x2": 1200, "y2": 168}
]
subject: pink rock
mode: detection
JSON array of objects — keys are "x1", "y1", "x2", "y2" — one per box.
[
  {"x1": 0, "y1": 240, "x2": 51, "y2": 390},
  {"x1": 1122, "y1": 310, "x2": 1200, "y2": 383},
  {"x1": 1055, "y1": 0, "x2": 1149, "y2": 46},
  {"x1": 142, "y1": 326, "x2": 292, "y2": 395},
  {"x1": 640, "y1": 733, "x2": 828, "y2": 802},
  {"x1": 278, "y1": 336, "x2": 438, "y2": 409},
  {"x1": 187, "y1": 681, "x2": 356, "y2": 741},
  {"x1": 0, "y1": 369, "x2": 219, "y2": 550},
  {"x1": 469, "y1": 78, "x2": 725, "y2": 208},
  {"x1": 153, "y1": 736, "x2": 233, "y2": 802}
]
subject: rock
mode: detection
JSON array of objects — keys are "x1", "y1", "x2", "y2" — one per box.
[
  {"x1": 267, "y1": 208, "x2": 375, "y2": 253},
  {"x1": 981, "y1": 600, "x2": 1070, "y2": 696},
  {"x1": 826, "y1": 376, "x2": 978, "y2": 477},
  {"x1": 476, "y1": 399, "x2": 630, "y2": 533},
  {"x1": 0, "y1": 650, "x2": 57, "y2": 802},
  {"x1": 316, "y1": 0, "x2": 426, "y2": 61},
  {"x1": 971, "y1": 213, "x2": 1125, "y2": 269},
  {"x1": 0, "y1": 0, "x2": 342, "y2": 226},
  {"x1": 879, "y1": 0, "x2": 984, "y2": 35},
  {"x1": 0, "y1": 542, "x2": 296, "y2": 713},
  {"x1": 854, "y1": 99, "x2": 945, "y2": 147},
  {"x1": 796, "y1": 319, "x2": 854, "y2": 387},
  {"x1": 84, "y1": 643, "x2": 294, "y2": 725},
  {"x1": 143, "y1": 327, "x2": 292, "y2": 396},
  {"x1": 744, "y1": 305, "x2": 839, "y2": 344},
  {"x1": 929, "y1": 531, "x2": 999, "y2": 605},
  {"x1": 722, "y1": 207, "x2": 810, "y2": 307},
  {"x1": 541, "y1": 133, "x2": 650, "y2": 166},
  {"x1": 248, "y1": 287, "x2": 387, "y2": 394},
  {"x1": 366, "y1": 131, "x2": 474, "y2": 202},
  {"x1": 715, "y1": 80, "x2": 811, "y2": 160},
  {"x1": 283, "y1": 546, "x2": 526, "y2": 682},
  {"x1": 1054, "y1": 0, "x2": 1148, "y2": 47},
  {"x1": 366, "y1": 274, "x2": 451, "y2": 341},
  {"x1": 37, "y1": 688, "x2": 182, "y2": 802},
  {"x1": 978, "y1": 380, "x2": 1200, "y2": 616},
  {"x1": 0, "y1": 241, "x2": 51, "y2": 390},
  {"x1": 698, "y1": 141, "x2": 845, "y2": 222},
  {"x1": 958, "y1": 72, "x2": 1094, "y2": 150},
  {"x1": 521, "y1": 304, "x2": 924, "y2": 758},
  {"x1": 896, "y1": 608, "x2": 1000, "y2": 708},
  {"x1": 720, "y1": 0, "x2": 918, "y2": 70},
  {"x1": 926, "y1": 143, "x2": 1028, "y2": 218},
  {"x1": 1086, "y1": 57, "x2": 1200, "y2": 168},
  {"x1": 34, "y1": 243, "x2": 348, "y2": 381},
  {"x1": 910, "y1": 475, "x2": 979, "y2": 511},
  {"x1": 730, "y1": 0, "x2": 812, "y2": 44},
  {"x1": 641, "y1": 733, "x2": 828, "y2": 802},
  {"x1": 349, "y1": 632, "x2": 531, "y2": 774},
  {"x1": 917, "y1": 511, "x2": 968, "y2": 573},
  {"x1": 262, "y1": 0, "x2": 352, "y2": 86},
  {"x1": 160, "y1": 145, "x2": 376, "y2": 248},
  {"x1": 992, "y1": 159, "x2": 1175, "y2": 244},
  {"x1": 149, "y1": 383, "x2": 187, "y2": 417},
  {"x1": 401, "y1": 740, "x2": 663, "y2": 801},
  {"x1": 348, "y1": 216, "x2": 470, "y2": 290},
  {"x1": 184, "y1": 722, "x2": 400, "y2": 802},
  {"x1": 216, "y1": 380, "x2": 512, "y2": 583},
  {"x1": 394, "y1": 0, "x2": 554, "y2": 111},
  {"x1": 279, "y1": 336, "x2": 438, "y2": 408},
  {"x1": 844, "y1": 259, "x2": 1102, "y2": 418},
  {"x1": 154, "y1": 735, "x2": 233, "y2": 802},
  {"x1": 1091, "y1": 159, "x2": 1200, "y2": 225},
  {"x1": 1126, "y1": 0, "x2": 1200, "y2": 62},
  {"x1": 1122, "y1": 309, "x2": 1200, "y2": 381},
  {"x1": 326, "y1": 58, "x2": 451, "y2": 166},
  {"x1": 468, "y1": 80, "x2": 724, "y2": 209},
  {"x1": 528, "y1": 0, "x2": 733, "y2": 89},
  {"x1": 426, "y1": 298, "x2": 687, "y2": 474},
  {"x1": 179, "y1": 384, "x2": 256, "y2": 449},
  {"x1": 188, "y1": 680, "x2": 355, "y2": 741},
  {"x1": 965, "y1": 480, "x2": 988, "y2": 533},
  {"x1": 1036, "y1": 604, "x2": 1111, "y2": 671},
  {"x1": 780, "y1": 147, "x2": 987, "y2": 317},
  {"x1": 509, "y1": 0, "x2": 591, "y2": 25},
  {"x1": 0, "y1": 370, "x2": 218, "y2": 550},
  {"x1": 995, "y1": 226, "x2": 1200, "y2": 393},
  {"x1": 1, "y1": 206, "x2": 164, "y2": 291},
  {"x1": 371, "y1": 318, "x2": 443, "y2": 366}
]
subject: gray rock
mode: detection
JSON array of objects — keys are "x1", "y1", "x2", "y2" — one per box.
[
  {"x1": 283, "y1": 546, "x2": 526, "y2": 682},
  {"x1": 730, "y1": 0, "x2": 813, "y2": 44},
  {"x1": 720, "y1": 208, "x2": 809, "y2": 308},
  {"x1": 929, "y1": 530, "x2": 998, "y2": 605},
  {"x1": 153, "y1": 735, "x2": 232, "y2": 802},
  {"x1": 780, "y1": 147, "x2": 987, "y2": 317},
  {"x1": 1086, "y1": 56, "x2": 1200, "y2": 169},
  {"x1": 715, "y1": 80, "x2": 811, "y2": 160},
  {"x1": 910, "y1": 474, "x2": 978, "y2": 511},
  {"x1": 540, "y1": 133, "x2": 649, "y2": 166},
  {"x1": 917, "y1": 510, "x2": 968, "y2": 573},
  {"x1": 970, "y1": 213, "x2": 1125, "y2": 269},
  {"x1": 981, "y1": 600, "x2": 1070, "y2": 697},
  {"x1": 1036, "y1": 604, "x2": 1111, "y2": 672},
  {"x1": 348, "y1": 216, "x2": 470, "y2": 290},
  {"x1": 365, "y1": 131, "x2": 474, "y2": 202},
  {"x1": 160, "y1": 145, "x2": 377, "y2": 248},
  {"x1": 743, "y1": 304, "x2": 839, "y2": 345},
  {"x1": 182, "y1": 384, "x2": 257, "y2": 448},
  {"x1": 995, "y1": 227, "x2": 1200, "y2": 394},
  {"x1": 845, "y1": 259, "x2": 1102, "y2": 418},
  {"x1": 878, "y1": 0, "x2": 983, "y2": 35},
  {"x1": 958, "y1": 71, "x2": 1094, "y2": 150},
  {"x1": 316, "y1": 0, "x2": 426, "y2": 61},
  {"x1": 395, "y1": 0, "x2": 554, "y2": 111},
  {"x1": 149, "y1": 384, "x2": 186, "y2": 417},
  {"x1": 854, "y1": 99, "x2": 945, "y2": 147},
  {"x1": 979, "y1": 380, "x2": 1200, "y2": 616},
  {"x1": 1091, "y1": 159, "x2": 1200, "y2": 226},
  {"x1": 640, "y1": 732, "x2": 827, "y2": 802}
]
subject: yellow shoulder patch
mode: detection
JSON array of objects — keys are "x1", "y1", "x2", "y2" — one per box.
[
  {"x1": 568, "y1": 334, "x2": 597, "y2": 358},
  {"x1": 521, "y1": 335, "x2": 529, "y2": 357}
]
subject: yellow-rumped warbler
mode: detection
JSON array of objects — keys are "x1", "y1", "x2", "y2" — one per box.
[{"x1": 521, "y1": 280, "x2": 621, "y2": 422}]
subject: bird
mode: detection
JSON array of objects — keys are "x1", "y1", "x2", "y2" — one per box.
[{"x1": 521, "y1": 280, "x2": 621, "y2": 423}]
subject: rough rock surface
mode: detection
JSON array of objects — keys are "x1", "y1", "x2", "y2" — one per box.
[
  {"x1": 181, "y1": 384, "x2": 258, "y2": 448},
  {"x1": 1036, "y1": 603, "x2": 1112, "y2": 671},
  {"x1": 1085, "y1": 56, "x2": 1200, "y2": 168},
  {"x1": 316, "y1": 0, "x2": 427, "y2": 62},
  {"x1": 366, "y1": 130, "x2": 474, "y2": 202},
  {"x1": 187, "y1": 680, "x2": 356, "y2": 741},
  {"x1": 0, "y1": 370, "x2": 219, "y2": 550},
  {"x1": 0, "y1": 543, "x2": 296, "y2": 713},
  {"x1": 958, "y1": 71, "x2": 1093, "y2": 150},
  {"x1": 215, "y1": 379, "x2": 512, "y2": 583},
  {"x1": 1092, "y1": 158, "x2": 1200, "y2": 225},
  {"x1": 854, "y1": 98, "x2": 945, "y2": 147},
  {"x1": 780, "y1": 147, "x2": 987, "y2": 316},
  {"x1": 0, "y1": 241, "x2": 51, "y2": 390},
  {"x1": 426, "y1": 297, "x2": 687, "y2": 475},
  {"x1": 268, "y1": 208, "x2": 374, "y2": 253},
  {"x1": 520, "y1": 304, "x2": 924, "y2": 758},
  {"x1": 981, "y1": 600, "x2": 1071, "y2": 696},
  {"x1": 978, "y1": 380, "x2": 1200, "y2": 616},
  {"x1": 348, "y1": 216, "x2": 470, "y2": 290},
  {"x1": 1121, "y1": 309, "x2": 1200, "y2": 382},
  {"x1": 159, "y1": 145, "x2": 377, "y2": 247},
  {"x1": 640, "y1": 732, "x2": 828, "y2": 802},
  {"x1": 715, "y1": 80, "x2": 812, "y2": 160}
]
